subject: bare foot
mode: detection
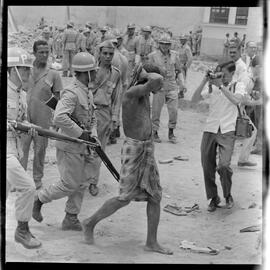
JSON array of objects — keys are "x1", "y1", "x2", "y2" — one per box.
[
  {"x1": 82, "y1": 219, "x2": 94, "y2": 245},
  {"x1": 144, "y1": 243, "x2": 173, "y2": 255}
]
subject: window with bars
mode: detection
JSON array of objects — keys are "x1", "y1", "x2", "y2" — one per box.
[
  {"x1": 209, "y1": 7, "x2": 230, "y2": 24},
  {"x1": 235, "y1": 7, "x2": 249, "y2": 25}
]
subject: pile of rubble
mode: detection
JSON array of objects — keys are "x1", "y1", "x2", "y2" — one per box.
[{"x1": 8, "y1": 27, "x2": 41, "y2": 54}]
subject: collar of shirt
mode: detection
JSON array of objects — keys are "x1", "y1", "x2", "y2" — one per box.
[
  {"x1": 74, "y1": 79, "x2": 89, "y2": 93},
  {"x1": 159, "y1": 49, "x2": 171, "y2": 57},
  {"x1": 8, "y1": 79, "x2": 20, "y2": 93}
]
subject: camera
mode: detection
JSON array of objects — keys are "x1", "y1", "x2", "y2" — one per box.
[{"x1": 206, "y1": 69, "x2": 223, "y2": 79}]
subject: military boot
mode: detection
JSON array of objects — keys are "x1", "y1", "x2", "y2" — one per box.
[
  {"x1": 109, "y1": 130, "x2": 117, "y2": 144},
  {"x1": 62, "y1": 71, "x2": 68, "y2": 77},
  {"x1": 62, "y1": 212, "x2": 82, "y2": 231},
  {"x1": 115, "y1": 126, "x2": 120, "y2": 138},
  {"x1": 15, "y1": 221, "x2": 42, "y2": 249},
  {"x1": 153, "y1": 131, "x2": 161, "y2": 143},
  {"x1": 32, "y1": 197, "x2": 43, "y2": 223},
  {"x1": 168, "y1": 128, "x2": 177, "y2": 144}
]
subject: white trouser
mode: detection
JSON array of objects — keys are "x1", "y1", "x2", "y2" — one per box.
[
  {"x1": 238, "y1": 120, "x2": 257, "y2": 163},
  {"x1": 6, "y1": 154, "x2": 36, "y2": 222}
]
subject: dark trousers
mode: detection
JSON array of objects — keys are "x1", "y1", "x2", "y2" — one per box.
[{"x1": 200, "y1": 130, "x2": 236, "y2": 200}]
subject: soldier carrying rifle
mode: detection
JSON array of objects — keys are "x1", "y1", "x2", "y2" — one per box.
[{"x1": 32, "y1": 52, "x2": 100, "y2": 231}]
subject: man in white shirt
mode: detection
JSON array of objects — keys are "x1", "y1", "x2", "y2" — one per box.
[
  {"x1": 191, "y1": 61, "x2": 245, "y2": 212},
  {"x1": 228, "y1": 42, "x2": 252, "y2": 92}
]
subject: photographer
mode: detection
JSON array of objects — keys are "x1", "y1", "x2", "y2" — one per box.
[{"x1": 191, "y1": 61, "x2": 246, "y2": 212}]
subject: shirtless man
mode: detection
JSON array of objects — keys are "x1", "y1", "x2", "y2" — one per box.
[{"x1": 82, "y1": 63, "x2": 173, "y2": 255}]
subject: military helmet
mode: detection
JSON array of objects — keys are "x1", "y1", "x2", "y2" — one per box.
[
  {"x1": 67, "y1": 21, "x2": 74, "y2": 27},
  {"x1": 127, "y1": 23, "x2": 136, "y2": 29},
  {"x1": 100, "y1": 26, "x2": 107, "y2": 32},
  {"x1": 142, "y1": 26, "x2": 152, "y2": 33},
  {"x1": 82, "y1": 27, "x2": 90, "y2": 34},
  {"x1": 113, "y1": 29, "x2": 123, "y2": 39},
  {"x1": 85, "y1": 22, "x2": 92, "y2": 28},
  {"x1": 159, "y1": 34, "x2": 172, "y2": 44},
  {"x1": 179, "y1": 34, "x2": 187, "y2": 40},
  {"x1": 8, "y1": 47, "x2": 33, "y2": 68},
  {"x1": 72, "y1": 52, "x2": 97, "y2": 72},
  {"x1": 42, "y1": 27, "x2": 50, "y2": 34},
  {"x1": 99, "y1": 40, "x2": 115, "y2": 50}
]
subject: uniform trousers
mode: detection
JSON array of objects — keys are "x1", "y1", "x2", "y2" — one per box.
[
  {"x1": 200, "y1": 130, "x2": 235, "y2": 200},
  {"x1": 38, "y1": 149, "x2": 93, "y2": 215},
  {"x1": 62, "y1": 50, "x2": 75, "y2": 73},
  {"x1": 151, "y1": 83, "x2": 178, "y2": 132},
  {"x1": 87, "y1": 106, "x2": 112, "y2": 185},
  {"x1": 20, "y1": 134, "x2": 48, "y2": 189},
  {"x1": 6, "y1": 154, "x2": 36, "y2": 222}
]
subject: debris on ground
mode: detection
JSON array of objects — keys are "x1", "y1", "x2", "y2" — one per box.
[
  {"x1": 163, "y1": 203, "x2": 199, "y2": 216},
  {"x1": 179, "y1": 240, "x2": 219, "y2": 255},
  {"x1": 239, "y1": 225, "x2": 261, "y2": 233},
  {"x1": 173, "y1": 155, "x2": 189, "y2": 161},
  {"x1": 158, "y1": 159, "x2": 174, "y2": 164}
]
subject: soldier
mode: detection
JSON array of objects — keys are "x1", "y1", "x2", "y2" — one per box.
[
  {"x1": 108, "y1": 34, "x2": 129, "y2": 144},
  {"x1": 115, "y1": 30, "x2": 129, "y2": 59},
  {"x1": 178, "y1": 34, "x2": 193, "y2": 96},
  {"x1": 40, "y1": 27, "x2": 54, "y2": 56},
  {"x1": 135, "y1": 26, "x2": 155, "y2": 65},
  {"x1": 32, "y1": 52, "x2": 99, "y2": 231},
  {"x1": 62, "y1": 21, "x2": 78, "y2": 77},
  {"x1": 148, "y1": 34, "x2": 182, "y2": 144},
  {"x1": 223, "y1": 33, "x2": 230, "y2": 59},
  {"x1": 76, "y1": 26, "x2": 86, "y2": 53},
  {"x1": 53, "y1": 26, "x2": 65, "y2": 60},
  {"x1": 87, "y1": 40, "x2": 122, "y2": 196},
  {"x1": 123, "y1": 23, "x2": 138, "y2": 83},
  {"x1": 85, "y1": 22, "x2": 98, "y2": 55},
  {"x1": 96, "y1": 26, "x2": 107, "y2": 45},
  {"x1": 7, "y1": 47, "x2": 42, "y2": 249},
  {"x1": 20, "y1": 40, "x2": 63, "y2": 190}
]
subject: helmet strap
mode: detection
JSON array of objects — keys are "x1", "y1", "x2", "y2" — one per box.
[{"x1": 14, "y1": 66, "x2": 23, "y2": 87}]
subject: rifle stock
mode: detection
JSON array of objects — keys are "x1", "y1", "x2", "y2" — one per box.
[{"x1": 8, "y1": 120, "x2": 120, "y2": 181}]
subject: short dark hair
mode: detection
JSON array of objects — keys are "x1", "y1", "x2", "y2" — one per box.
[
  {"x1": 226, "y1": 33, "x2": 229, "y2": 37},
  {"x1": 33, "y1": 40, "x2": 49, "y2": 53},
  {"x1": 142, "y1": 63, "x2": 161, "y2": 75},
  {"x1": 217, "y1": 60, "x2": 236, "y2": 73}
]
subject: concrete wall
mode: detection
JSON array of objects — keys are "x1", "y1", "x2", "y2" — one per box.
[
  {"x1": 200, "y1": 6, "x2": 263, "y2": 57},
  {"x1": 8, "y1": 6, "x2": 204, "y2": 35}
]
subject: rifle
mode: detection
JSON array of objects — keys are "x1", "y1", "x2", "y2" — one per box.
[
  {"x1": 128, "y1": 62, "x2": 143, "y2": 89},
  {"x1": 8, "y1": 120, "x2": 120, "y2": 182}
]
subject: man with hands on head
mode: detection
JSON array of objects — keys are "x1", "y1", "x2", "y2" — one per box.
[
  {"x1": 191, "y1": 61, "x2": 246, "y2": 212},
  {"x1": 82, "y1": 63, "x2": 173, "y2": 255}
]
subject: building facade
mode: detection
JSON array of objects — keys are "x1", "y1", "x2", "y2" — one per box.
[{"x1": 200, "y1": 7, "x2": 263, "y2": 57}]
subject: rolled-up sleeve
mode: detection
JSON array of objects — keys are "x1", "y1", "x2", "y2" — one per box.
[{"x1": 53, "y1": 90, "x2": 83, "y2": 138}]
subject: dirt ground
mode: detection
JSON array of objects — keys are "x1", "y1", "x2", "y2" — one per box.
[{"x1": 5, "y1": 66, "x2": 263, "y2": 264}]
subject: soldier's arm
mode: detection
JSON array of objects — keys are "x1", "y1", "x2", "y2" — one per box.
[{"x1": 53, "y1": 90, "x2": 83, "y2": 138}]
